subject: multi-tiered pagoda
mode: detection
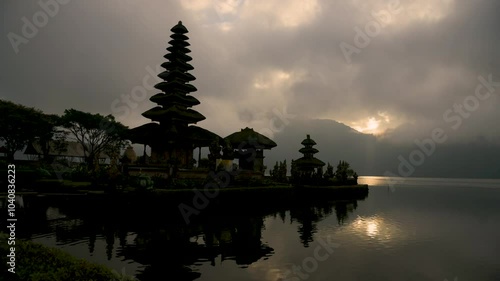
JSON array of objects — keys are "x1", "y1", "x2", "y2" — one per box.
[
  {"x1": 129, "y1": 21, "x2": 221, "y2": 167},
  {"x1": 294, "y1": 134, "x2": 325, "y2": 174}
]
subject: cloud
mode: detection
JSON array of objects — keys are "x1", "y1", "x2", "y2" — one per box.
[{"x1": 2, "y1": 0, "x2": 500, "y2": 177}]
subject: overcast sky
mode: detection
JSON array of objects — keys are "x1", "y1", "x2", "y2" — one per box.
[{"x1": 2, "y1": 0, "x2": 500, "y2": 177}]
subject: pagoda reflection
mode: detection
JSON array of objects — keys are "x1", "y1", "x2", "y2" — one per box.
[{"x1": 19, "y1": 189, "x2": 367, "y2": 281}]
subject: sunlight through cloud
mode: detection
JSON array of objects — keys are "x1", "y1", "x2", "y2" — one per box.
[{"x1": 349, "y1": 112, "x2": 397, "y2": 135}]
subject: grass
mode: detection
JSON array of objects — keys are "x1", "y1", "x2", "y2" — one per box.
[{"x1": 0, "y1": 232, "x2": 136, "y2": 281}]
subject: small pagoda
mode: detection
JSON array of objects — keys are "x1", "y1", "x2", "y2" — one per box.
[
  {"x1": 293, "y1": 134, "x2": 325, "y2": 177},
  {"x1": 128, "y1": 21, "x2": 221, "y2": 167}
]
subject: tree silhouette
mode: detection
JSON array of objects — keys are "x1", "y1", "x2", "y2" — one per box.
[
  {"x1": 0, "y1": 99, "x2": 58, "y2": 161},
  {"x1": 60, "y1": 109, "x2": 129, "y2": 171},
  {"x1": 33, "y1": 114, "x2": 67, "y2": 163},
  {"x1": 335, "y1": 160, "x2": 355, "y2": 184}
]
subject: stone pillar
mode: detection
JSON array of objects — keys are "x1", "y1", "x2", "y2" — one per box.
[{"x1": 254, "y1": 150, "x2": 264, "y2": 173}]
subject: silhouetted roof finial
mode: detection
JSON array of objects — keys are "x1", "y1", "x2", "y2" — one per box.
[{"x1": 171, "y1": 21, "x2": 188, "y2": 34}]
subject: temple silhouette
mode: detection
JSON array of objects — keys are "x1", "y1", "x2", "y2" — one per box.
[
  {"x1": 127, "y1": 21, "x2": 276, "y2": 181},
  {"x1": 128, "y1": 21, "x2": 223, "y2": 167},
  {"x1": 294, "y1": 134, "x2": 325, "y2": 176},
  {"x1": 125, "y1": 21, "x2": 361, "y2": 188}
]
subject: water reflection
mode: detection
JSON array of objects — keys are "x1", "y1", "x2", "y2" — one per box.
[
  {"x1": 358, "y1": 176, "x2": 500, "y2": 189},
  {"x1": 19, "y1": 189, "x2": 368, "y2": 280},
  {"x1": 352, "y1": 216, "x2": 397, "y2": 239},
  {"x1": 358, "y1": 176, "x2": 391, "y2": 187}
]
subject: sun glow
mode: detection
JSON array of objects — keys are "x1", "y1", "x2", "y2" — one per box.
[
  {"x1": 352, "y1": 117, "x2": 381, "y2": 134},
  {"x1": 349, "y1": 216, "x2": 404, "y2": 242},
  {"x1": 241, "y1": 0, "x2": 321, "y2": 28},
  {"x1": 353, "y1": 216, "x2": 381, "y2": 238},
  {"x1": 351, "y1": 112, "x2": 393, "y2": 135},
  {"x1": 252, "y1": 69, "x2": 292, "y2": 90}
]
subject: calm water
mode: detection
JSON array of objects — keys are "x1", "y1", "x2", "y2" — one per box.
[{"x1": 15, "y1": 177, "x2": 500, "y2": 280}]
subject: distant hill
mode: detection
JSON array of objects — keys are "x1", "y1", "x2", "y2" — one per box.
[{"x1": 265, "y1": 118, "x2": 500, "y2": 179}]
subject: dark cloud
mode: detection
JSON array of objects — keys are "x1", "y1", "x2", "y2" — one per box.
[{"x1": 2, "y1": 0, "x2": 500, "y2": 177}]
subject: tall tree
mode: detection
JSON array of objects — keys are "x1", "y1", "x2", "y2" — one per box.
[
  {"x1": 0, "y1": 99, "x2": 42, "y2": 161},
  {"x1": 335, "y1": 160, "x2": 355, "y2": 183},
  {"x1": 60, "y1": 109, "x2": 129, "y2": 170},
  {"x1": 33, "y1": 114, "x2": 67, "y2": 163}
]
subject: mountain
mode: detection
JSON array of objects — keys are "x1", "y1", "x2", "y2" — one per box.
[{"x1": 265, "y1": 118, "x2": 500, "y2": 179}]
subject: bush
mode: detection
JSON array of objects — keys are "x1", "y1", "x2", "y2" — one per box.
[
  {"x1": 270, "y1": 160, "x2": 287, "y2": 183},
  {"x1": 152, "y1": 174, "x2": 168, "y2": 189},
  {"x1": 335, "y1": 160, "x2": 357, "y2": 184},
  {"x1": 0, "y1": 232, "x2": 136, "y2": 281},
  {"x1": 69, "y1": 163, "x2": 91, "y2": 181}
]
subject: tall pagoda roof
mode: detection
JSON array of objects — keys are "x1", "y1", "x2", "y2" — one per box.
[
  {"x1": 142, "y1": 106, "x2": 205, "y2": 123},
  {"x1": 128, "y1": 123, "x2": 221, "y2": 147},
  {"x1": 150, "y1": 93, "x2": 200, "y2": 107},
  {"x1": 171, "y1": 21, "x2": 189, "y2": 34},
  {"x1": 168, "y1": 39, "x2": 190, "y2": 47},
  {"x1": 161, "y1": 61, "x2": 194, "y2": 71},
  {"x1": 157, "y1": 69, "x2": 196, "y2": 82},
  {"x1": 170, "y1": 33, "x2": 189, "y2": 41},
  {"x1": 129, "y1": 20, "x2": 220, "y2": 152},
  {"x1": 154, "y1": 81, "x2": 198, "y2": 93},
  {"x1": 164, "y1": 52, "x2": 192, "y2": 62},
  {"x1": 167, "y1": 45, "x2": 191, "y2": 54},
  {"x1": 127, "y1": 123, "x2": 161, "y2": 145}
]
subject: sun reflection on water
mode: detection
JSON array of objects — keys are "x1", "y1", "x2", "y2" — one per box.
[
  {"x1": 365, "y1": 220, "x2": 379, "y2": 238},
  {"x1": 357, "y1": 176, "x2": 391, "y2": 187},
  {"x1": 349, "y1": 215, "x2": 404, "y2": 244}
]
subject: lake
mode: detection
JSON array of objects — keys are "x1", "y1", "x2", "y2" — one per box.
[{"x1": 15, "y1": 177, "x2": 500, "y2": 280}]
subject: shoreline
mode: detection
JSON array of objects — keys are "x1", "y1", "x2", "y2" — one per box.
[{"x1": 0, "y1": 184, "x2": 368, "y2": 197}]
